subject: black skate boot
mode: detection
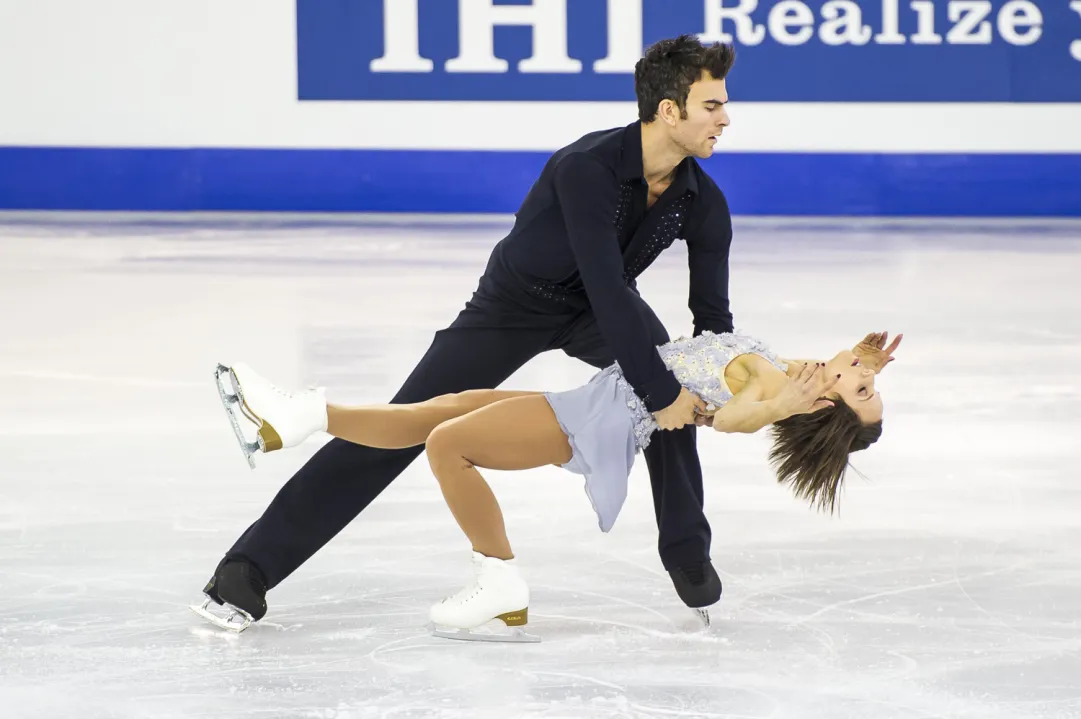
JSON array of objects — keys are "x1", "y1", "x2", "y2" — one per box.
[
  {"x1": 669, "y1": 560, "x2": 722, "y2": 627},
  {"x1": 190, "y1": 558, "x2": 268, "y2": 632}
]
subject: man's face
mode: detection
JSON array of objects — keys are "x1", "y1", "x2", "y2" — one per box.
[{"x1": 669, "y1": 72, "x2": 730, "y2": 159}]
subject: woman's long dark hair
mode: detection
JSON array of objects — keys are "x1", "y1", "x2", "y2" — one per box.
[{"x1": 768, "y1": 400, "x2": 882, "y2": 514}]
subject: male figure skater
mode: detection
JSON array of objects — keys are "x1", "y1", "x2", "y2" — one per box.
[{"x1": 199, "y1": 35, "x2": 738, "y2": 628}]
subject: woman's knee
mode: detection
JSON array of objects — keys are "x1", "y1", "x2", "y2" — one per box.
[{"x1": 425, "y1": 420, "x2": 471, "y2": 472}]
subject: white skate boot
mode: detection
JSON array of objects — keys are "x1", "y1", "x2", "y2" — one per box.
[
  {"x1": 214, "y1": 362, "x2": 328, "y2": 468},
  {"x1": 428, "y1": 552, "x2": 540, "y2": 643}
]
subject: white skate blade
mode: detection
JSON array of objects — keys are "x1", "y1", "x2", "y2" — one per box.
[
  {"x1": 427, "y1": 621, "x2": 541, "y2": 644},
  {"x1": 190, "y1": 597, "x2": 253, "y2": 633},
  {"x1": 214, "y1": 363, "x2": 260, "y2": 469},
  {"x1": 692, "y1": 607, "x2": 710, "y2": 628}
]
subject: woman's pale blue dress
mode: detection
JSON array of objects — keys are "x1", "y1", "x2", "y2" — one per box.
[{"x1": 543, "y1": 331, "x2": 788, "y2": 532}]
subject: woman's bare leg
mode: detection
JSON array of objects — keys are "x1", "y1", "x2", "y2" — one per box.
[
  {"x1": 325, "y1": 389, "x2": 538, "y2": 449},
  {"x1": 425, "y1": 395, "x2": 573, "y2": 561}
]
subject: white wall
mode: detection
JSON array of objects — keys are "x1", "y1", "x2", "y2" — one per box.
[{"x1": 1, "y1": 0, "x2": 1079, "y2": 153}]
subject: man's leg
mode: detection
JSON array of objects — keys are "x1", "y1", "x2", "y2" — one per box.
[
  {"x1": 552, "y1": 302, "x2": 721, "y2": 608},
  {"x1": 217, "y1": 296, "x2": 556, "y2": 597}
]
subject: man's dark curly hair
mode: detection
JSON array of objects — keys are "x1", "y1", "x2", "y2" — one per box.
[{"x1": 634, "y1": 35, "x2": 736, "y2": 123}]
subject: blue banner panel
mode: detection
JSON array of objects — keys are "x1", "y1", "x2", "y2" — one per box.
[
  {"x1": 2, "y1": 147, "x2": 1079, "y2": 216},
  {"x1": 297, "y1": 0, "x2": 1081, "y2": 102}
]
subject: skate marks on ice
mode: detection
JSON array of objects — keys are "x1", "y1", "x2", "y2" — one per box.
[
  {"x1": 290, "y1": 547, "x2": 1073, "y2": 719},
  {"x1": 699, "y1": 533, "x2": 1081, "y2": 707},
  {"x1": 5, "y1": 515, "x2": 1067, "y2": 719},
  {"x1": 428, "y1": 622, "x2": 541, "y2": 644},
  {"x1": 68, "y1": 497, "x2": 1081, "y2": 717}
]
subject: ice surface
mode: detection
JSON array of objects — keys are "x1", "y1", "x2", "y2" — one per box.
[{"x1": 1, "y1": 213, "x2": 1080, "y2": 719}]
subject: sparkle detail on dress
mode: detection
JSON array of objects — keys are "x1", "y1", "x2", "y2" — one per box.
[{"x1": 609, "y1": 331, "x2": 788, "y2": 451}]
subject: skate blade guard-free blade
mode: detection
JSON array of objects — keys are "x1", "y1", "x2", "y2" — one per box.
[
  {"x1": 693, "y1": 608, "x2": 710, "y2": 628},
  {"x1": 428, "y1": 620, "x2": 541, "y2": 644},
  {"x1": 190, "y1": 597, "x2": 253, "y2": 633},
  {"x1": 214, "y1": 364, "x2": 260, "y2": 469}
]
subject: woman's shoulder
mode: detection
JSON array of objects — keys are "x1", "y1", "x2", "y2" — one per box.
[{"x1": 738, "y1": 352, "x2": 787, "y2": 380}]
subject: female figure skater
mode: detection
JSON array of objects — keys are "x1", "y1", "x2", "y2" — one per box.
[{"x1": 212, "y1": 330, "x2": 900, "y2": 640}]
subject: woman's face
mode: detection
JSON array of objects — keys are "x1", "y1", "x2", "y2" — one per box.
[{"x1": 823, "y1": 350, "x2": 883, "y2": 424}]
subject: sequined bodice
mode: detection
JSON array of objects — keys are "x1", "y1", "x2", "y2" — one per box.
[{"x1": 610, "y1": 331, "x2": 788, "y2": 450}]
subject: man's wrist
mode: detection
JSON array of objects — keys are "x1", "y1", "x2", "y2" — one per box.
[{"x1": 642, "y1": 372, "x2": 682, "y2": 414}]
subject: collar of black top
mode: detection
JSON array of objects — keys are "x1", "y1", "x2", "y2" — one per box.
[{"x1": 618, "y1": 121, "x2": 699, "y2": 196}]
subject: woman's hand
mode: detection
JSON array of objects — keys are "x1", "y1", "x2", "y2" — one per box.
[
  {"x1": 853, "y1": 331, "x2": 903, "y2": 373},
  {"x1": 771, "y1": 363, "x2": 839, "y2": 419}
]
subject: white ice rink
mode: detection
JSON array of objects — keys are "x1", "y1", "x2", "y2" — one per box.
[{"x1": 1, "y1": 213, "x2": 1080, "y2": 719}]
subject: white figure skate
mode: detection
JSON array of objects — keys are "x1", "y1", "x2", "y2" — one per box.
[
  {"x1": 214, "y1": 362, "x2": 328, "y2": 468},
  {"x1": 428, "y1": 552, "x2": 540, "y2": 643}
]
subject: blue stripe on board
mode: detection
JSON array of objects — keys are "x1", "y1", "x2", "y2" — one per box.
[{"x1": 1, "y1": 147, "x2": 1079, "y2": 216}]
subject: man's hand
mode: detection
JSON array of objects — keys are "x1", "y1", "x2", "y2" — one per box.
[
  {"x1": 853, "y1": 331, "x2": 903, "y2": 373},
  {"x1": 653, "y1": 387, "x2": 707, "y2": 431},
  {"x1": 771, "y1": 363, "x2": 839, "y2": 420}
]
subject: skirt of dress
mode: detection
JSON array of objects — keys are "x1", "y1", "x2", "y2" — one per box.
[{"x1": 543, "y1": 366, "x2": 641, "y2": 533}]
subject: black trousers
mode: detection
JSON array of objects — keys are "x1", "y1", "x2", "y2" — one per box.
[{"x1": 226, "y1": 277, "x2": 712, "y2": 588}]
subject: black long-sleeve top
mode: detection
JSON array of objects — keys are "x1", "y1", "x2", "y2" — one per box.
[{"x1": 488, "y1": 121, "x2": 735, "y2": 412}]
